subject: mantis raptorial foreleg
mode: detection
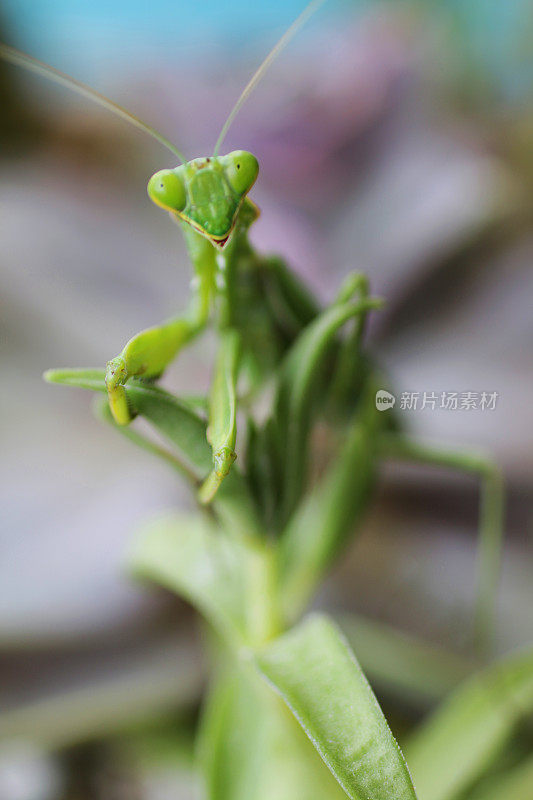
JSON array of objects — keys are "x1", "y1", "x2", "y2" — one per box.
[
  {"x1": 105, "y1": 315, "x2": 205, "y2": 425},
  {"x1": 106, "y1": 223, "x2": 217, "y2": 426},
  {"x1": 378, "y1": 434, "x2": 505, "y2": 651}
]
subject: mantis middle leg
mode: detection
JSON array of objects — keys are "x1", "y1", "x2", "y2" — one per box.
[
  {"x1": 198, "y1": 328, "x2": 242, "y2": 505},
  {"x1": 378, "y1": 433, "x2": 505, "y2": 652}
]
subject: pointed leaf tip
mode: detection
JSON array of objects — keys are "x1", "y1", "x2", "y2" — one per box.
[
  {"x1": 256, "y1": 614, "x2": 418, "y2": 800},
  {"x1": 43, "y1": 367, "x2": 107, "y2": 391}
]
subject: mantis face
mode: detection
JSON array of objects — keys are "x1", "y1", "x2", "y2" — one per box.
[{"x1": 147, "y1": 150, "x2": 259, "y2": 247}]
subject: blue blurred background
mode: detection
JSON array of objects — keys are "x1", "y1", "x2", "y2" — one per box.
[
  {"x1": 0, "y1": 1, "x2": 532, "y2": 798},
  {"x1": 2, "y1": 0, "x2": 531, "y2": 98}
]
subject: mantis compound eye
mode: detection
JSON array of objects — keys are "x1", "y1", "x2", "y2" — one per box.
[
  {"x1": 223, "y1": 151, "x2": 259, "y2": 196},
  {"x1": 147, "y1": 169, "x2": 186, "y2": 212}
]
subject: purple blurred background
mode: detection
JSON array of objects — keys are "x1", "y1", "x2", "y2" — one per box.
[{"x1": 0, "y1": 1, "x2": 532, "y2": 798}]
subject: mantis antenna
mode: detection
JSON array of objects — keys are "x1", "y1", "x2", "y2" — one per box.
[
  {"x1": 0, "y1": 43, "x2": 186, "y2": 162},
  {"x1": 213, "y1": 0, "x2": 326, "y2": 156}
]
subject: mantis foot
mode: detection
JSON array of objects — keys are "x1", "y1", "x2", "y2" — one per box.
[
  {"x1": 105, "y1": 356, "x2": 135, "y2": 425},
  {"x1": 214, "y1": 446, "x2": 237, "y2": 479},
  {"x1": 197, "y1": 448, "x2": 237, "y2": 506}
]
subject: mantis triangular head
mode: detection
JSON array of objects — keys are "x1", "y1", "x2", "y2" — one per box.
[{"x1": 147, "y1": 151, "x2": 259, "y2": 245}]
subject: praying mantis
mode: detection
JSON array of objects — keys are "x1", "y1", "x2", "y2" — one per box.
[{"x1": 0, "y1": 0, "x2": 504, "y2": 648}]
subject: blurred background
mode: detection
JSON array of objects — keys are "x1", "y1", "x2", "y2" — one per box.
[{"x1": 1, "y1": 0, "x2": 532, "y2": 798}]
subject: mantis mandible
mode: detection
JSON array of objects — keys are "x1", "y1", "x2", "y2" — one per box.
[{"x1": 0, "y1": 0, "x2": 504, "y2": 647}]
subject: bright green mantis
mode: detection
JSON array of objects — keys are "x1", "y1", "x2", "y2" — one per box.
[{"x1": 0, "y1": 0, "x2": 504, "y2": 648}]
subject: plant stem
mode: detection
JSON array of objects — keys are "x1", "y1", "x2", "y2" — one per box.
[{"x1": 246, "y1": 541, "x2": 281, "y2": 646}]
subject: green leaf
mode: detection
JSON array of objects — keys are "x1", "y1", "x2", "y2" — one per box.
[
  {"x1": 260, "y1": 255, "x2": 320, "y2": 337},
  {"x1": 45, "y1": 368, "x2": 211, "y2": 473},
  {"x1": 129, "y1": 512, "x2": 249, "y2": 644},
  {"x1": 272, "y1": 297, "x2": 382, "y2": 527},
  {"x1": 94, "y1": 398, "x2": 200, "y2": 485},
  {"x1": 256, "y1": 614, "x2": 417, "y2": 800},
  {"x1": 46, "y1": 369, "x2": 263, "y2": 542},
  {"x1": 279, "y1": 417, "x2": 376, "y2": 621},
  {"x1": 0, "y1": 640, "x2": 201, "y2": 750},
  {"x1": 198, "y1": 659, "x2": 348, "y2": 800},
  {"x1": 405, "y1": 647, "x2": 533, "y2": 800},
  {"x1": 44, "y1": 367, "x2": 107, "y2": 390},
  {"x1": 467, "y1": 755, "x2": 533, "y2": 800},
  {"x1": 245, "y1": 416, "x2": 281, "y2": 530}
]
